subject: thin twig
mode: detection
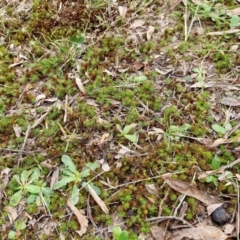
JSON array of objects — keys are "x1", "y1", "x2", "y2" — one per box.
[
  {"x1": 185, "y1": 1, "x2": 200, "y2": 41},
  {"x1": 32, "y1": 106, "x2": 52, "y2": 128},
  {"x1": 105, "y1": 171, "x2": 184, "y2": 191},
  {"x1": 146, "y1": 216, "x2": 194, "y2": 228},
  {"x1": 17, "y1": 124, "x2": 31, "y2": 166},
  {"x1": 0, "y1": 148, "x2": 41, "y2": 153},
  {"x1": 87, "y1": 196, "x2": 105, "y2": 240},
  {"x1": 236, "y1": 180, "x2": 240, "y2": 240}
]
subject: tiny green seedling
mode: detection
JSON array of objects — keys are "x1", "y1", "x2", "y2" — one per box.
[
  {"x1": 9, "y1": 168, "x2": 53, "y2": 207},
  {"x1": 205, "y1": 156, "x2": 221, "y2": 186},
  {"x1": 53, "y1": 155, "x2": 100, "y2": 205},
  {"x1": 189, "y1": 2, "x2": 240, "y2": 29},
  {"x1": 212, "y1": 122, "x2": 232, "y2": 135},
  {"x1": 129, "y1": 75, "x2": 147, "y2": 83},
  {"x1": 69, "y1": 35, "x2": 84, "y2": 48},
  {"x1": 116, "y1": 123, "x2": 138, "y2": 143},
  {"x1": 167, "y1": 123, "x2": 191, "y2": 141},
  {"x1": 192, "y1": 67, "x2": 205, "y2": 82},
  {"x1": 205, "y1": 156, "x2": 233, "y2": 186},
  {"x1": 113, "y1": 226, "x2": 129, "y2": 240},
  {"x1": 8, "y1": 219, "x2": 27, "y2": 239}
]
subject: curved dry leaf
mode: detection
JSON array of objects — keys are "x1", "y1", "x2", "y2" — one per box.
[
  {"x1": 224, "y1": 224, "x2": 235, "y2": 235},
  {"x1": 35, "y1": 93, "x2": 46, "y2": 103},
  {"x1": 118, "y1": 6, "x2": 127, "y2": 17},
  {"x1": 171, "y1": 225, "x2": 228, "y2": 240},
  {"x1": 3, "y1": 206, "x2": 18, "y2": 223},
  {"x1": 130, "y1": 19, "x2": 145, "y2": 28},
  {"x1": 88, "y1": 184, "x2": 109, "y2": 214},
  {"x1": 100, "y1": 133, "x2": 110, "y2": 143},
  {"x1": 147, "y1": 26, "x2": 155, "y2": 40},
  {"x1": 163, "y1": 176, "x2": 220, "y2": 205},
  {"x1": 221, "y1": 97, "x2": 240, "y2": 106},
  {"x1": 207, "y1": 203, "x2": 223, "y2": 216},
  {"x1": 190, "y1": 82, "x2": 213, "y2": 88},
  {"x1": 210, "y1": 138, "x2": 227, "y2": 148},
  {"x1": 150, "y1": 226, "x2": 165, "y2": 240},
  {"x1": 50, "y1": 167, "x2": 59, "y2": 189},
  {"x1": 67, "y1": 200, "x2": 88, "y2": 236},
  {"x1": 0, "y1": 168, "x2": 12, "y2": 204},
  {"x1": 226, "y1": 7, "x2": 240, "y2": 16},
  {"x1": 13, "y1": 124, "x2": 22, "y2": 138},
  {"x1": 145, "y1": 184, "x2": 158, "y2": 196},
  {"x1": 75, "y1": 77, "x2": 86, "y2": 94}
]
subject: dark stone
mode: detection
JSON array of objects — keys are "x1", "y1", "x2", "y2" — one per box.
[{"x1": 211, "y1": 206, "x2": 230, "y2": 225}]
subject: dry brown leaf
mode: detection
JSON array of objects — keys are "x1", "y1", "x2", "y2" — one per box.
[
  {"x1": 218, "y1": 170, "x2": 232, "y2": 181},
  {"x1": 35, "y1": 93, "x2": 46, "y2": 103},
  {"x1": 98, "y1": 158, "x2": 110, "y2": 172},
  {"x1": 3, "y1": 206, "x2": 18, "y2": 223},
  {"x1": 132, "y1": 61, "x2": 144, "y2": 71},
  {"x1": 86, "y1": 98, "x2": 99, "y2": 107},
  {"x1": 67, "y1": 200, "x2": 88, "y2": 236},
  {"x1": 223, "y1": 223, "x2": 235, "y2": 235},
  {"x1": 75, "y1": 77, "x2": 86, "y2": 94},
  {"x1": 236, "y1": 173, "x2": 240, "y2": 181},
  {"x1": 226, "y1": 7, "x2": 240, "y2": 16},
  {"x1": 100, "y1": 133, "x2": 110, "y2": 143},
  {"x1": 210, "y1": 135, "x2": 240, "y2": 148},
  {"x1": 97, "y1": 116, "x2": 109, "y2": 125},
  {"x1": 88, "y1": 184, "x2": 109, "y2": 214},
  {"x1": 114, "y1": 145, "x2": 139, "y2": 159},
  {"x1": 190, "y1": 81, "x2": 214, "y2": 88},
  {"x1": 37, "y1": 220, "x2": 58, "y2": 236},
  {"x1": 40, "y1": 160, "x2": 55, "y2": 169},
  {"x1": 150, "y1": 226, "x2": 165, "y2": 240},
  {"x1": 50, "y1": 167, "x2": 60, "y2": 189},
  {"x1": 104, "y1": 68, "x2": 117, "y2": 77},
  {"x1": 207, "y1": 203, "x2": 223, "y2": 216},
  {"x1": 221, "y1": 97, "x2": 240, "y2": 106},
  {"x1": 102, "y1": 162, "x2": 110, "y2": 172},
  {"x1": 147, "y1": 26, "x2": 155, "y2": 40},
  {"x1": 163, "y1": 174, "x2": 220, "y2": 205},
  {"x1": 13, "y1": 124, "x2": 22, "y2": 137},
  {"x1": 118, "y1": 6, "x2": 127, "y2": 17},
  {"x1": 210, "y1": 138, "x2": 228, "y2": 147},
  {"x1": 145, "y1": 184, "x2": 159, "y2": 196},
  {"x1": 130, "y1": 19, "x2": 145, "y2": 28},
  {"x1": 171, "y1": 225, "x2": 228, "y2": 240},
  {"x1": 231, "y1": 44, "x2": 239, "y2": 52}
]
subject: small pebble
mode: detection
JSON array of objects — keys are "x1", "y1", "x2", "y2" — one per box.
[{"x1": 211, "y1": 206, "x2": 230, "y2": 225}]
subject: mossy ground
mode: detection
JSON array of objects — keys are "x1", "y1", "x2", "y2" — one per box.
[{"x1": 1, "y1": 0, "x2": 240, "y2": 239}]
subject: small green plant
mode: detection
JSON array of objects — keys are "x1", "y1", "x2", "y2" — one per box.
[
  {"x1": 212, "y1": 122, "x2": 232, "y2": 135},
  {"x1": 205, "y1": 156, "x2": 223, "y2": 186},
  {"x1": 116, "y1": 123, "x2": 138, "y2": 143},
  {"x1": 113, "y1": 226, "x2": 129, "y2": 240},
  {"x1": 8, "y1": 219, "x2": 27, "y2": 239},
  {"x1": 69, "y1": 35, "x2": 84, "y2": 47},
  {"x1": 166, "y1": 123, "x2": 191, "y2": 141},
  {"x1": 189, "y1": 2, "x2": 239, "y2": 29},
  {"x1": 192, "y1": 67, "x2": 205, "y2": 82},
  {"x1": 53, "y1": 155, "x2": 100, "y2": 205},
  {"x1": 9, "y1": 168, "x2": 53, "y2": 207}
]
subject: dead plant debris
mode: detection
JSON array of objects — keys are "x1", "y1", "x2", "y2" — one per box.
[{"x1": 1, "y1": 0, "x2": 240, "y2": 239}]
